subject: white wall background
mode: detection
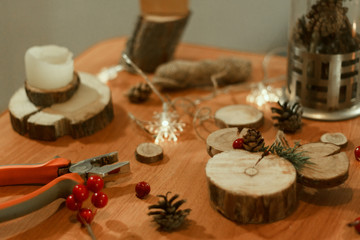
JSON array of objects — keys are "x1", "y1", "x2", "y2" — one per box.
[{"x1": 0, "y1": 0, "x2": 290, "y2": 112}]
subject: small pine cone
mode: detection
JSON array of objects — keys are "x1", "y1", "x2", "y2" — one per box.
[
  {"x1": 127, "y1": 82, "x2": 152, "y2": 103},
  {"x1": 271, "y1": 101, "x2": 303, "y2": 133},
  {"x1": 148, "y1": 192, "x2": 191, "y2": 231},
  {"x1": 242, "y1": 128, "x2": 265, "y2": 152}
]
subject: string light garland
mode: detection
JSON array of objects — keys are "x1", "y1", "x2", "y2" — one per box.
[
  {"x1": 122, "y1": 54, "x2": 185, "y2": 143},
  {"x1": 98, "y1": 49, "x2": 286, "y2": 142}
]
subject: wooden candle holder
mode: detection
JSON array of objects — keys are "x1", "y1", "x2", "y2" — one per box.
[
  {"x1": 9, "y1": 72, "x2": 114, "y2": 141},
  {"x1": 25, "y1": 72, "x2": 80, "y2": 107}
]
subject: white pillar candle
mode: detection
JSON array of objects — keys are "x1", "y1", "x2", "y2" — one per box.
[{"x1": 25, "y1": 45, "x2": 74, "y2": 90}]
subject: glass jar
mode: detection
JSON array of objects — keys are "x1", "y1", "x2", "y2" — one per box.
[{"x1": 287, "y1": 0, "x2": 360, "y2": 120}]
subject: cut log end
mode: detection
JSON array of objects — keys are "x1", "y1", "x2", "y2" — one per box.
[
  {"x1": 214, "y1": 105, "x2": 264, "y2": 130},
  {"x1": 206, "y1": 128, "x2": 239, "y2": 157},
  {"x1": 206, "y1": 150, "x2": 297, "y2": 224},
  {"x1": 25, "y1": 72, "x2": 80, "y2": 107},
  {"x1": 320, "y1": 132, "x2": 348, "y2": 147},
  {"x1": 135, "y1": 142, "x2": 163, "y2": 163},
  {"x1": 296, "y1": 142, "x2": 349, "y2": 188}
]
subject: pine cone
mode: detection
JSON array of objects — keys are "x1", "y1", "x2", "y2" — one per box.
[
  {"x1": 148, "y1": 192, "x2": 191, "y2": 231},
  {"x1": 271, "y1": 101, "x2": 303, "y2": 133},
  {"x1": 242, "y1": 128, "x2": 265, "y2": 152},
  {"x1": 127, "y1": 82, "x2": 152, "y2": 103}
]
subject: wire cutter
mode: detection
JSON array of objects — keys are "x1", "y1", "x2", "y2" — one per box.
[{"x1": 0, "y1": 151, "x2": 130, "y2": 222}]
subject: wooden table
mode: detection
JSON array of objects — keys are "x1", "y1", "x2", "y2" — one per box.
[{"x1": 0, "y1": 37, "x2": 359, "y2": 239}]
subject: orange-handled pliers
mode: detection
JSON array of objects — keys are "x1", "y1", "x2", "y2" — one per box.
[{"x1": 0, "y1": 151, "x2": 130, "y2": 222}]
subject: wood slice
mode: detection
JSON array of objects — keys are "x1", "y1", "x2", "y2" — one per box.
[
  {"x1": 214, "y1": 104, "x2": 264, "y2": 129},
  {"x1": 135, "y1": 142, "x2": 163, "y2": 163},
  {"x1": 9, "y1": 72, "x2": 114, "y2": 141},
  {"x1": 123, "y1": 13, "x2": 190, "y2": 73},
  {"x1": 320, "y1": 132, "x2": 348, "y2": 147},
  {"x1": 206, "y1": 150, "x2": 297, "y2": 224},
  {"x1": 206, "y1": 127, "x2": 239, "y2": 157},
  {"x1": 25, "y1": 72, "x2": 80, "y2": 107},
  {"x1": 296, "y1": 142, "x2": 349, "y2": 188}
]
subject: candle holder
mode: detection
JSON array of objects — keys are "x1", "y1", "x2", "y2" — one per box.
[
  {"x1": 25, "y1": 72, "x2": 80, "y2": 107},
  {"x1": 287, "y1": 0, "x2": 360, "y2": 120}
]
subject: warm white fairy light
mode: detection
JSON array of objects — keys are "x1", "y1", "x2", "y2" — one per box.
[
  {"x1": 146, "y1": 103, "x2": 185, "y2": 144},
  {"x1": 246, "y1": 83, "x2": 281, "y2": 107},
  {"x1": 122, "y1": 54, "x2": 185, "y2": 143},
  {"x1": 246, "y1": 47, "x2": 286, "y2": 107}
]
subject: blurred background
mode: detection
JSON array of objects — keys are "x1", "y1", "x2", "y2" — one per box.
[{"x1": 0, "y1": 0, "x2": 290, "y2": 112}]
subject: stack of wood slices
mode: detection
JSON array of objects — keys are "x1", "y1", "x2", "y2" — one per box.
[
  {"x1": 206, "y1": 126, "x2": 349, "y2": 224},
  {"x1": 9, "y1": 72, "x2": 114, "y2": 141}
]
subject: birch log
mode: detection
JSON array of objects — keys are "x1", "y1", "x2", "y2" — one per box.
[
  {"x1": 206, "y1": 150, "x2": 297, "y2": 224},
  {"x1": 9, "y1": 72, "x2": 114, "y2": 141}
]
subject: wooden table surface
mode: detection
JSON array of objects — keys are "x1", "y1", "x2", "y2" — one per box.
[{"x1": 0, "y1": 37, "x2": 359, "y2": 240}]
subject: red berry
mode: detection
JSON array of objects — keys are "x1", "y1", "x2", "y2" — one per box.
[
  {"x1": 356, "y1": 223, "x2": 360, "y2": 234},
  {"x1": 77, "y1": 208, "x2": 95, "y2": 224},
  {"x1": 233, "y1": 138, "x2": 244, "y2": 149},
  {"x1": 91, "y1": 192, "x2": 108, "y2": 208},
  {"x1": 135, "y1": 181, "x2": 151, "y2": 199},
  {"x1": 87, "y1": 175, "x2": 104, "y2": 193},
  {"x1": 355, "y1": 146, "x2": 360, "y2": 161},
  {"x1": 66, "y1": 194, "x2": 82, "y2": 211},
  {"x1": 72, "y1": 184, "x2": 89, "y2": 202}
]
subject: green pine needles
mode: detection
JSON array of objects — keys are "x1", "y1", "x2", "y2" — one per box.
[{"x1": 261, "y1": 141, "x2": 311, "y2": 171}]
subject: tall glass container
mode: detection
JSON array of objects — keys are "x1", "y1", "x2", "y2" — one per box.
[{"x1": 287, "y1": 0, "x2": 360, "y2": 120}]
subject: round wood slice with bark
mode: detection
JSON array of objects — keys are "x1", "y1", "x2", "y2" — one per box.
[
  {"x1": 206, "y1": 127, "x2": 239, "y2": 157},
  {"x1": 296, "y1": 142, "x2": 349, "y2": 188},
  {"x1": 25, "y1": 72, "x2": 80, "y2": 107},
  {"x1": 135, "y1": 142, "x2": 163, "y2": 163},
  {"x1": 320, "y1": 132, "x2": 348, "y2": 147},
  {"x1": 9, "y1": 72, "x2": 114, "y2": 141},
  {"x1": 206, "y1": 150, "x2": 297, "y2": 224},
  {"x1": 214, "y1": 104, "x2": 264, "y2": 129}
]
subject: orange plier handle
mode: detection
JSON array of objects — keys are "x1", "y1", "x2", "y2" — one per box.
[{"x1": 0, "y1": 158, "x2": 84, "y2": 222}]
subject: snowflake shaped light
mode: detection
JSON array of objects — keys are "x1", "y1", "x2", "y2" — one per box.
[
  {"x1": 122, "y1": 54, "x2": 185, "y2": 144},
  {"x1": 146, "y1": 103, "x2": 185, "y2": 144}
]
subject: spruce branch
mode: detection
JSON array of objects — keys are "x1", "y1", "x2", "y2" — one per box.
[{"x1": 267, "y1": 141, "x2": 312, "y2": 171}]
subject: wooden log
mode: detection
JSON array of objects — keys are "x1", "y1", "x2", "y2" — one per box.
[
  {"x1": 206, "y1": 150, "x2": 297, "y2": 224},
  {"x1": 123, "y1": 13, "x2": 190, "y2": 73},
  {"x1": 9, "y1": 72, "x2": 114, "y2": 141},
  {"x1": 296, "y1": 142, "x2": 349, "y2": 188},
  {"x1": 135, "y1": 142, "x2": 163, "y2": 163},
  {"x1": 24, "y1": 72, "x2": 80, "y2": 107},
  {"x1": 206, "y1": 127, "x2": 239, "y2": 157},
  {"x1": 214, "y1": 104, "x2": 264, "y2": 129}
]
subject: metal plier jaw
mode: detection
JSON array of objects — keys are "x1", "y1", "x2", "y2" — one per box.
[{"x1": 68, "y1": 152, "x2": 130, "y2": 180}]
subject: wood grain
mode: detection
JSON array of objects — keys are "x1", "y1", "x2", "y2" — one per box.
[{"x1": 0, "y1": 37, "x2": 359, "y2": 239}]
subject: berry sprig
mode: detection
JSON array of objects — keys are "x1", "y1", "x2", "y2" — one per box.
[{"x1": 66, "y1": 175, "x2": 108, "y2": 225}]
